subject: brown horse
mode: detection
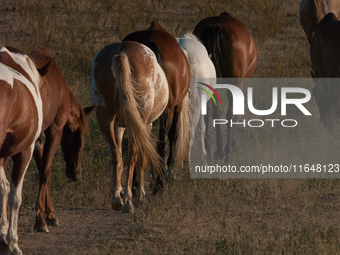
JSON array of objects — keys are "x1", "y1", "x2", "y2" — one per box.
[
  {"x1": 0, "y1": 46, "x2": 51, "y2": 255},
  {"x1": 300, "y1": 0, "x2": 340, "y2": 44},
  {"x1": 123, "y1": 22, "x2": 190, "y2": 190},
  {"x1": 28, "y1": 48, "x2": 96, "y2": 232},
  {"x1": 90, "y1": 41, "x2": 169, "y2": 212},
  {"x1": 310, "y1": 12, "x2": 340, "y2": 127},
  {"x1": 193, "y1": 12, "x2": 257, "y2": 161}
]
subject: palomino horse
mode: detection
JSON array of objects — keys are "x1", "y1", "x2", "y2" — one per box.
[
  {"x1": 0, "y1": 46, "x2": 50, "y2": 255},
  {"x1": 310, "y1": 12, "x2": 340, "y2": 127},
  {"x1": 300, "y1": 0, "x2": 340, "y2": 44},
  {"x1": 123, "y1": 22, "x2": 190, "y2": 189},
  {"x1": 28, "y1": 48, "x2": 96, "y2": 232},
  {"x1": 90, "y1": 41, "x2": 168, "y2": 212},
  {"x1": 193, "y1": 12, "x2": 257, "y2": 161},
  {"x1": 176, "y1": 33, "x2": 216, "y2": 163}
]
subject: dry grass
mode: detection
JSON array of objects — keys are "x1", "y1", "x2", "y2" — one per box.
[{"x1": 1, "y1": 0, "x2": 340, "y2": 254}]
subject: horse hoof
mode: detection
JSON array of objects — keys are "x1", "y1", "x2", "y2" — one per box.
[
  {"x1": 165, "y1": 169, "x2": 176, "y2": 182},
  {"x1": 8, "y1": 243, "x2": 22, "y2": 255},
  {"x1": 132, "y1": 186, "x2": 137, "y2": 197},
  {"x1": 152, "y1": 185, "x2": 163, "y2": 194},
  {"x1": 111, "y1": 202, "x2": 123, "y2": 211},
  {"x1": 132, "y1": 199, "x2": 143, "y2": 207},
  {"x1": 0, "y1": 239, "x2": 9, "y2": 253},
  {"x1": 34, "y1": 223, "x2": 49, "y2": 233},
  {"x1": 45, "y1": 216, "x2": 60, "y2": 227},
  {"x1": 122, "y1": 204, "x2": 134, "y2": 213}
]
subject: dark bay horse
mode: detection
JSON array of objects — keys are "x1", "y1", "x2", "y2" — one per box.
[
  {"x1": 193, "y1": 12, "x2": 258, "y2": 161},
  {"x1": 0, "y1": 46, "x2": 51, "y2": 255},
  {"x1": 300, "y1": 0, "x2": 340, "y2": 44},
  {"x1": 90, "y1": 41, "x2": 169, "y2": 212},
  {"x1": 28, "y1": 48, "x2": 96, "y2": 232},
  {"x1": 123, "y1": 22, "x2": 190, "y2": 190},
  {"x1": 310, "y1": 12, "x2": 340, "y2": 127}
]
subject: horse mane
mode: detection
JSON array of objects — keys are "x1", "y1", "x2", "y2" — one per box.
[
  {"x1": 220, "y1": 12, "x2": 230, "y2": 16},
  {"x1": 317, "y1": 12, "x2": 338, "y2": 29},
  {"x1": 1, "y1": 46, "x2": 42, "y2": 88},
  {"x1": 183, "y1": 33, "x2": 197, "y2": 40},
  {"x1": 148, "y1": 21, "x2": 167, "y2": 32},
  {"x1": 313, "y1": 0, "x2": 329, "y2": 21},
  {"x1": 182, "y1": 33, "x2": 202, "y2": 43}
]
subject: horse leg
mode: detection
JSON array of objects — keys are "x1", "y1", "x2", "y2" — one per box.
[
  {"x1": 204, "y1": 99, "x2": 224, "y2": 160},
  {"x1": 3, "y1": 157, "x2": 10, "y2": 222},
  {"x1": 132, "y1": 169, "x2": 138, "y2": 196},
  {"x1": 154, "y1": 111, "x2": 169, "y2": 193},
  {"x1": 122, "y1": 145, "x2": 137, "y2": 213},
  {"x1": 34, "y1": 127, "x2": 62, "y2": 232},
  {"x1": 165, "y1": 102, "x2": 183, "y2": 181},
  {"x1": 213, "y1": 99, "x2": 224, "y2": 160},
  {"x1": 133, "y1": 123, "x2": 151, "y2": 207},
  {"x1": 0, "y1": 157, "x2": 10, "y2": 252},
  {"x1": 204, "y1": 101, "x2": 212, "y2": 160},
  {"x1": 109, "y1": 119, "x2": 124, "y2": 211},
  {"x1": 224, "y1": 89, "x2": 235, "y2": 162},
  {"x1": 200, "y1": 115, "x2": 207, "y2": 165},
  {"x1": 7, "y1": 144, "x2": 35, "y2": 255},
  {"x1": 189, "y1": 93, "x2": 201, "y2": 162}
]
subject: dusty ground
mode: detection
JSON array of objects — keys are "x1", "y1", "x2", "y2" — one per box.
[{"x1": 18, "y1": 208, "x2": 134, "y2": 255}]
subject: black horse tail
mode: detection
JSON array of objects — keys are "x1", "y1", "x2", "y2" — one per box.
[{"x1": 199, "y1": 24, "x2": 225, "y2": 77}]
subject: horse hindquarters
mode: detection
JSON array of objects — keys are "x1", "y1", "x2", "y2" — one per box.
[{"x1": 111, "y1": 53, "x2": 160, "y2": 212}]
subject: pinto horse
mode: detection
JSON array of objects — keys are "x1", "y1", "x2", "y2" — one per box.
[
  {"x1": 310, "y1": 13, "x2": 340, "y2": 127},
  {"x1": 90, "y1": 41, "x2": 168, "y2": 212},
  {"x1": 28, "y1": 48, "x2": 96, "y2": 232},
  {"x1": 300, "y1": 0, "x2": 340, "y2": 45},
  {"x1": 193, "y1": 12, "x2": 257, "y2": 161},
  {"x1": 0, "y1": 46, "x2": 51, "y2": 255},
  {"x1": 176, "y1": 33, "x2": 216, "y2": 164},
  {"x1": 123, "y1": 22, "x2": 190, "y2": 189}
]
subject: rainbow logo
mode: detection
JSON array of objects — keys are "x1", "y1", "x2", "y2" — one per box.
[{"x1": 196, "y1": 82, "x2": 222, "y2": 106}]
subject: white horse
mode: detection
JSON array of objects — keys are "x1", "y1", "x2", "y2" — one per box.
[{"x1": 176, "y1": 33, "x2": 216, "y2": 163}]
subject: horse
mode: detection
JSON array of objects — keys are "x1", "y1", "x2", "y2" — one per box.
[
  {"x1": 90, "y1": 41, "x2": 169, "y2": 213},
  {"x1": 300, "y1": 0, "x2": 340, "y2": 45},
  {"x1": 0, "y1": 46, "x2": 51, "y2": 255},
  {"x1": 28, "y1": 48, "x2": 96, "y2": 233},
  {"x1": 310, "y1": 12, "x2": 340, "y2": 127},
  {"x1": 176, "y1": 33, "x2": 216, "y2": 164},
  {"x1": 193, "y1": 12, "x2": 258, "y2": 162},
  {"x1": 123, "y1": 22, "x2": 190, "y2": 190}
]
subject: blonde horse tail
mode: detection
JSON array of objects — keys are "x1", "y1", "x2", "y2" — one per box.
[
  {"x1": 174, "y1": 91, "x2": 190, "y2": 166},
  {"x1": 112, "y1": 54, "x2": 161, "y2": 173}
]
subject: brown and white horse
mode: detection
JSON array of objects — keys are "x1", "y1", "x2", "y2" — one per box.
[
  {"x1": 310, "y1": 13, "x2": 340, "y2": 127},
  {"x1": 90, "y1": 41, "x2": 168, "y2": 212},
  {"x1": 0, "y1": 46, "x2": 50, "y2": 255},
  {"x1": 300, "y1": 0, "x2": 340, "y2": 44},
  {"x1": 123, "y1": 22, "x2": 190, "y2": 190},
  {"x1": 28, "y1": 48, "x2": 96, "y2": 232},
  {"x1": 193, "y1": 12, "x2": 257, "y2": 161}
]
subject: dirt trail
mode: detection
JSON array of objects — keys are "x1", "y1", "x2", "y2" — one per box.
[{"x1": 18, "y1": 208, "x2": 135, "y2": 254}]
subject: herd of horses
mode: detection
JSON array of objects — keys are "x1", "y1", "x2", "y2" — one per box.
[{"x1": 0, "y1": 0, "x2": 340, "y2": 253}]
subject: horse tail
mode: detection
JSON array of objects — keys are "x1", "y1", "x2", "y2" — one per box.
[
  {"x1": 174, "y1": 91, "x2": 190, "y2": 165},
  {"x1": 112, "y1": 54, "x2": 161, "y2": 173},
  {"x1": 199, "y1": 24, "x2": 225, "y2": 77}
]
